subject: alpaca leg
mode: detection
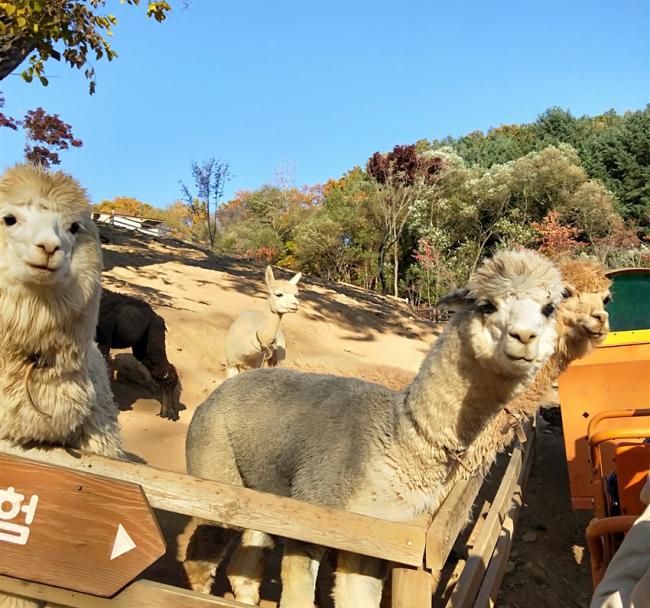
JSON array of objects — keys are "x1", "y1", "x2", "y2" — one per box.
[
  {"x1": 279, "y1": 540, "x2": 325, "y2": 608},
  {"x1": 226, "y1": 529, "x2": 274, "y2": 605},
  {"x1": 268, "y1": 335, "x2": 286, "y2": 368},
  {"x1": 133, "y1": 314, "x2": 180, "y2": 420},
  {"x1": 183, "y1": 519, "x2": 237, "y2": 594},
  {"x1": 332, "y1": 551, "x2": 386, "y2": 608}
]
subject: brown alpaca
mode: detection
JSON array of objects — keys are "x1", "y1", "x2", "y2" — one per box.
[{"x1": 96, "y1": 289, "x2": 182, "y2": 421}]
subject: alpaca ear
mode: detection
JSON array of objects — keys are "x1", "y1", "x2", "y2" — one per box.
[
  {"x1": 289, "y1": 272, "x2": 302, "y2": 285},
  {"x1": 265, "y1": 265, "x2": 275, "y2": 288},
  {"x1": 436, "y1": 288, "x2": 475, "y2": 311}
]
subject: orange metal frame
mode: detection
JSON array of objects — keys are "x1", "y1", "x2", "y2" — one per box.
[
  {"x1": 585, "y1": 515, "x2": 637, "y2": 588},
  {"x1": 588, "y1": 409, "x2": 650, "y2": 520},
  {"x1": 584, "y1": 409, "x2": 650, "y2": 587}
]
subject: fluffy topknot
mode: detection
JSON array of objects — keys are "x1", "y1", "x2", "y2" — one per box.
[
  {"x1": 0, "y1": 163, "x2": 90, "y2": 214},
  {"x1": 559, "y1": 258, "x2": 611, "y2": 293},
  {"x1": 469, "y1": 249, "x2": 564, "y2": 305}
]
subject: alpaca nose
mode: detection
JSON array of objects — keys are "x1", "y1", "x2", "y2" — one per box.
[
  {"x1": 591, "y1": 310, "x2": 608, "y2": 324},
  {"x1": 509, "y1": 328, "x2": 538, "y2": 345},
  {"x1": 35, "y1": 236, "x2": 61, "y2": 255}
]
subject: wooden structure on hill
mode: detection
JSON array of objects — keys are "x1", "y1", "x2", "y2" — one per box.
[{"x1": 92, "y1": 211, "x2": 167, "y2": 237}]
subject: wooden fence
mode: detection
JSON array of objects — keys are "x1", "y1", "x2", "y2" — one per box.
[{"x1": 0, "y1": 423, "x2": 535, "y2": 608}]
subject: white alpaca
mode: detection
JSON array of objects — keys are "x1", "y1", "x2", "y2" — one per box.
[
  {"x1": 224, "y1": 265, "x2": 301, "y2": 377},
  {"x1": 0, "y1": 164, "x2": 123, "y2": 608},
  {"x1": 184, "y1": 249, "x2": 565, "y2": 607}
]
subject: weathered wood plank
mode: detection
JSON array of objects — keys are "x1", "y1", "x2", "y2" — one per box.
[
  {"x1": 445, "y1": 424, "x2": 535, "y2": 608},
  {"x1": 436, "y1": 500, "x2": 491, "y2": 606},
  {"x1": 472, "y1": 434, "x2": 536, "y2": 608},
  {"x1": 392, "y1": 568, "x2": 433, "y2": 608},
  {"x1": 0, "y1": 576, "x2": 247, "y2": 608},
  {"x1": 0, "y1": 449, "x2": 425, "y2": 567},
  {"x1": 426, "y1": 474, "x2": 484, "y2": 570}
]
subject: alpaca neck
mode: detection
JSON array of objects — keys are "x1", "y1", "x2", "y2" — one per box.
[
  {"x1": 402, "y1": 316, "x2": 529, "y2": 451},
  {"x1": 257, "y1": 302, "x2": 283, "y2": 348},
  {"x1": 0, "y1": 283, "x2": 97, "y2": 368}
]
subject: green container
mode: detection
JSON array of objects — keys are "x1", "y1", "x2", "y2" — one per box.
[{"x1": 606, "y1": 269, "x2": 650, "y2": 332}]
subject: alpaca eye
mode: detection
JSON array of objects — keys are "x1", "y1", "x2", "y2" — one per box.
[
  {"x1": 542, "y1": 303, "x2": 555, "y2": 317},
  {"x1": 69, "y1": 222, "x2": 80, "y2": 234},
  {"x1": 275, "y1": 292, "x2": 283, "y2": 297},
  {"x1": 561, "y1": 289, "x2": 571, "y2": 299},
  {"x1": 3, "y1": 214, "x2": 17, "y2": 226},
  {"x1": 603, "y1": 295, "x2": 611, "y2": 306},
  {"x1": 476, "y1": 301, "x2": 497, "y2": 315}
]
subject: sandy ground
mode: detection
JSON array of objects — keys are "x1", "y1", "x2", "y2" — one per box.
[{"x1": 97, "y1": 224, "x2": 593, "y2": 606}]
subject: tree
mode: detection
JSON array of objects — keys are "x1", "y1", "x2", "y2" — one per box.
[
  {"x1": 0, "y1": 98, "x2": 83, "y2": 167},
  {"x1": 0, "y1": 92, "x2": 17, "y2": 128},
  {"x1": 424, "y1": 105, "x2": 650, "y2": 232},
  {"x1": 159, "y1": 199, "x2": 194, "y2": 238},
  {"x1": 531, "y1": 211, "x2": 585, "y2": 260},
  {"x1": 366, "y1": 144, "x2": 442, "y2": 295},
  {"x1": 22, "y1": 106, "x2": 82, "y2": 166},
  {"x1": 94, "y1": 196, "x2": 162, "y2": 218},
  {"x1": 0, "y1": 0, "x2": 171, "y2": 93},
  {"x1": 180, "y1": 158, "x2": 231, "y2": 249}
]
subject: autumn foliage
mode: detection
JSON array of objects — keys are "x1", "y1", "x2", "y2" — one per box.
[
  {"x1": 531, "y1": 211, "x2": 585, "y2": 260},
  {"x1": 22, "y1": 107, "x2": 83, "y2": 167}
]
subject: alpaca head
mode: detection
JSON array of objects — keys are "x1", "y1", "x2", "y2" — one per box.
[
  {"x1": 0, "y1": 164, "x2": 101, "y2": 295},
  {"x1": 439, "y1": 249, "x2": 564, "y2": 378},
  {"x1": 556, "y1": 259, "x2": 611, "y2": 361},
  {"x1": 265, "y1": 265, "x2": 301, "y2": 314}
]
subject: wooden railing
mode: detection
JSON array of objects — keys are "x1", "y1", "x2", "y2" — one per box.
[{"x1": 0, "y1": 422, "x2": 535, "y2": 608}]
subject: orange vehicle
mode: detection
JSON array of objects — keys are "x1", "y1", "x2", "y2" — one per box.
[{"x1": 557, "y1": 268, "x2": 650, "y2": 585}]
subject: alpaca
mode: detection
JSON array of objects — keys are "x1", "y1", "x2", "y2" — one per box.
[
  {"x1": 0, "y1": 164, "x2": 123, "y2": 608},
  {"x1": 96, "y1": 288, "x2": 183, "y2": 421},
  {"x1": 183, "y1": 249, "x2": 565, "y2": 608},
  {"x1": 224, "y1": 265, "x2": 301, "y2": 377},
  {"x1": 438, "y1": 258, "x2": 612, "y2": 491}
]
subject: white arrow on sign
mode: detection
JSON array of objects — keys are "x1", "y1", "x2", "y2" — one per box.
[{"x1": 110, "y1": 524, "x2": 136, "y2": 560}]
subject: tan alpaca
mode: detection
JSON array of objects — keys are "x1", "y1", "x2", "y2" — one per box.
[
  {"x1": 0, "y1": 164, "x2": 123, "y2": 608},
  {"x1": 224, "y1": 265, "x2": 301, "y2": 377}
]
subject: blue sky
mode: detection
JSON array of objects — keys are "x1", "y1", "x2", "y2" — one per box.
[{"x1": 1, "y1": 0, "x2": 648, "y2": 207}]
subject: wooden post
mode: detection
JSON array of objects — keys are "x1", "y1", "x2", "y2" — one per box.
[{"x1": 392, "y1": 567, "x2": 432, "y2": 608}]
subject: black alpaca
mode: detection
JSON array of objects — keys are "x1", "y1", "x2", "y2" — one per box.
[{"x1": 96, "y1": 289, "x2": 182, "y2": 421}]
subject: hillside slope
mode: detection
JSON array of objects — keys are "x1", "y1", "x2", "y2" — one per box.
[{"x1": 98, "y1": 224, "x2": 437, "y2": 472}]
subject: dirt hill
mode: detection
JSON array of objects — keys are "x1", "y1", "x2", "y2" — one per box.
[{"x1": 98, "y1": 223, "x2": 438, "y2": 472}]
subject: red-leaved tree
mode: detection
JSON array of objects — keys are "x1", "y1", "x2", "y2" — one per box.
[
  {"x1": 0, "y1": 98, "x2": 83, "y2": 168},
  {"x1": 22, "y1": 107, "x2": 83, "y2": 167},
  {"x1": 531, "y1": 211, "x2": 584, "y2": 259}
]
